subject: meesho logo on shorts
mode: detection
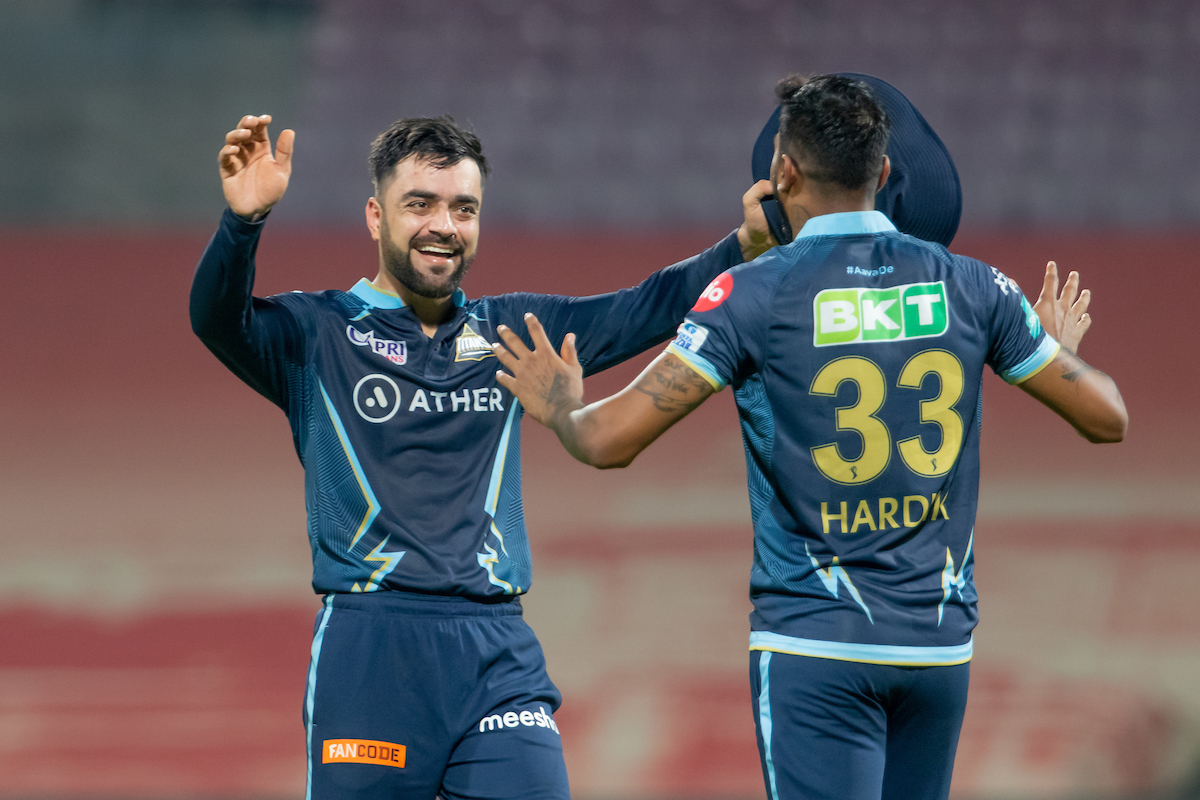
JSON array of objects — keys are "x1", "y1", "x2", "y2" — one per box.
[
  {"x1": 478, "y1": 706, "x2": 559, "y2": 735},
  {"x1": 814, "y1": 281, "x2": 948, "y2": 347}
]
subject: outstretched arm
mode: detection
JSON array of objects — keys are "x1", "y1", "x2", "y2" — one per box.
[
  {"x1": 1020, "y1": 262, "x2": 1127, "y2": 442},
  {"x1": 191, "y1": 115, "x2": 303, "y2": 409},
  {"x1": 493, "y1": 314, "x2": 715, "y2": 468},
  {"x1": 523, "y1": 181, "x2": 776, "y2": 376}
]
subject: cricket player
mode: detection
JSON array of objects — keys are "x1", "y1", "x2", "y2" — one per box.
[
  {"x1": 190, "y1": 112, "x2": 778, "y2": 800},
  {"x1": 492, "y1": 75, "x2": 1128, "y2": 800}
]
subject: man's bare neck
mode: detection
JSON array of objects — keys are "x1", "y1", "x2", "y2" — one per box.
[{"x1": 370, "y1": 273, "x2": 455, "y2": 338}]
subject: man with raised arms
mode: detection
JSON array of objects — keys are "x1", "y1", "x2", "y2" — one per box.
[
  {"x1": 493, "y1": 75, "x2": 1127, "y2": 800},
  {"x1": 190, "y1": 113, "x2": 776, "y2": 800}
]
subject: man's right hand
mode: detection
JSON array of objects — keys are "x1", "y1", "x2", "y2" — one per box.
[
  {"x1": 1034, "y1": 261, "x2": 1091, "y2": 355},
  {"x1": 219, "y1": 115, "x2": 294, "y2": 221},
  {"x1": 737, "y1": 180, "x2": 779, "y2": 261}
]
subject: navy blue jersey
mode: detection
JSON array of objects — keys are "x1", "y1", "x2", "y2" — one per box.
[
  {"x1": 191, "y1": 209, "x2": 743, "y2": 599},
  {"x1": 667, "y1": 211, "x2": 1058, "y2": 666}
]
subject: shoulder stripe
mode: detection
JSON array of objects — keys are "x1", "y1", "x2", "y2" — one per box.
[
  {"x1": 665, "y1": 344, "x2": 727, "y2": 391},
  {"x1": 1002, "y1": 336, "x2": 1060, "y2": 384},
  {"x1": 748, "y1": 631, "x2": 973, "y2": 666}
]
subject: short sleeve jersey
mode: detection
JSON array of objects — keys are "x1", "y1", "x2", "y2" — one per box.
[{"x1": 666, "y1": 211, "x2": 1058, "y2": 666}]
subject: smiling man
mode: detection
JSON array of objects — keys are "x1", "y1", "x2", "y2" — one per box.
[{"x1": 189, "y1": 113, "x2": 773, "y2": 800}]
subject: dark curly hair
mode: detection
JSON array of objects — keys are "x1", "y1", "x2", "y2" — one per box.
[
  {"x1": 775, "y1": 74, "x2": 890, "y2": 192},
  {"x1": 368, "y1": 115, "x2": 489, "y2": 192}
]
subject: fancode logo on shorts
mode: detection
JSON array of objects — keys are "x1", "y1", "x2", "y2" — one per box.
[
  {"x1": 322, "y1": 739, "x2": 406, "y2": 768},
  {"x1": 813, "y1": 282, "x2": 948, "y2": 346}
]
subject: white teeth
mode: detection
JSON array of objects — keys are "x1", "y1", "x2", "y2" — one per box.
[{"x1": 420, "y1": 247, "x2": 454, "y2": 255}]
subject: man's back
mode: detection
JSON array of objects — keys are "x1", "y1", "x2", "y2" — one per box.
[{"x1": 666, "y1": 210, "x2": 1058, "y2": 662}]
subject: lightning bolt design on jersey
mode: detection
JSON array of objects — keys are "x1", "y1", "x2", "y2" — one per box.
[
  {"x1": 806, "y1": 543, "x2": 875, "y2": 623},
  {"x1": 938, "y1": 529, "x2": 973, "y2": 625},
  {"x1": 353, "y1": 537, "x2": 406, "y2": 593}
]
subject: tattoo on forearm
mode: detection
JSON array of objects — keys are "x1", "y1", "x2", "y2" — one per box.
[
  {"x1": 634, "y1": 355, "x2": 711, "y2": 413},
  {"x1": 1060, "y1": 354, "x2": 1095, "y2": 382}
]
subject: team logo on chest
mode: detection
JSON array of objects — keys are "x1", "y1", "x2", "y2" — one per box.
[
  {"x1": 347, "y1": 325, "x2": 408, "y2": 365},
  {"x1": 454, "y1": 322, "x2": 494, "y2": 362}
]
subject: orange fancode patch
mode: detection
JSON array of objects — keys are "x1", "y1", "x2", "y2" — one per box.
[{"x1": 322, "y1": 739, "x2": 407, "y2": 768}]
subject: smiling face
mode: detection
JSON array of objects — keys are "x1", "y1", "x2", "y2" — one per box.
[{"x1": 367, "y1": 154, "x2": 483, "y2": 300}]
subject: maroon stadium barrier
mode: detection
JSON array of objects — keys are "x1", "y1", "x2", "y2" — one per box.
[{"x1": 0, "y1": 225, "x2": 1195, "y2": 796}]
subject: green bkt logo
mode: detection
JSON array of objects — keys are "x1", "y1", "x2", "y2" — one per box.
[{"x1": 814, "y1": 282, "x2": 948, "y2": 347}]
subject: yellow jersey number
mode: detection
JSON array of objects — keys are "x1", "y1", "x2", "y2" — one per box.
[{"x1": 808, "y1": 350, "x2": 965, "y2": 485}]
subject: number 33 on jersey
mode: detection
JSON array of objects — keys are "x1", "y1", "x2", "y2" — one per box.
[{"x1": 664, "y1": 212, "x2": 1059, "y2": 663}]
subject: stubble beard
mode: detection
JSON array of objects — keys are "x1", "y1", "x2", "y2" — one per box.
[{"x1": 380, "y1": 219, "x2": 474, "y2": 300}]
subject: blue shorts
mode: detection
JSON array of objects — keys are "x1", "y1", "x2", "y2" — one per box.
[
  {"x1": 751, "y1": 650, "x2": 969, "y2": 800},
  {"x1": 304, "y1": 592, "x2": 569, "y2": 800}
]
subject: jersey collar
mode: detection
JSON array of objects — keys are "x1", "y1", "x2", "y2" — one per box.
[
  {"x1": 349, "y1": 278, "x2": 467, "y2": 309},
  {"x1": 795, "y1": 210, "x2": 897, "y2": 240}
]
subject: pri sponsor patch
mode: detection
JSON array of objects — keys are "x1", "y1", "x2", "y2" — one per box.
[
  {"x1": 693, "y1": 272, "x2": 733, "y2": 312},
  {"x1": 347, "y1": 325, "x2": 408, "y2": 365},
  {"x1": 813, "y1": 282, "x2": 948, "y2": 346},
  {"x1": 672, "y1": 321, "x2": 710, "y2": 355},
  {"x1": 322, "y1": 738, "x2": 406, "y2": 768}
]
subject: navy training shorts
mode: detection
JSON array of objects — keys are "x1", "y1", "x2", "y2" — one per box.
[
  {"x1": 304, "y1": 591, "x2": 569, "y2": 800},
  {"x1": 751, "y1": 650, "x2": 969, "y2": 800}
]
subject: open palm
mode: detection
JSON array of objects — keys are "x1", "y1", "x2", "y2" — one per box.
[{"x1": 219, "y1": 114, "x2": 294, "y2": 220}]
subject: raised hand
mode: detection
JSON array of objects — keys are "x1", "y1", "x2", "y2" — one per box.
[
  {"x1": 1033, "y1": 261, "x2": 1092, "y2": 355},
  {"x1": 493, "y1": 314, "x2": 584, "y2": 430},
  {"x1": 219, "y1": 114, "x2": 295, "y2": 221},
  {"x1": 737, "y1": 179, "x2": 779, "y2": 261}
]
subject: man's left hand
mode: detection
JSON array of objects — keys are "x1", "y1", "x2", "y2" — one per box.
[{"x1": 493, "y1": 314, "x2": 584, "y2": 430}]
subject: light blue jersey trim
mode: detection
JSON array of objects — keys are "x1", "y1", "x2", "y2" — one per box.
[
  {"x1": 318, "y1": 382, "x2": 381, "y2": 550},
  {"x1": 666, "y1": 343, "x2": 727, "y2": 391},
  {"x1": 349, "y1": 278, "x2": 467, "y2": 309},
  {"x1": 306, "y1": 595, "x2": 335, "y2": 800},
  {"x1": 1002, "y1": 336, "x2": 1060, "y2": 384},
  {"x1": 478, "y1": 402, "x2": 522, "y2": 594},
  {"x1": 749, "y1": 631, "x2": 973, "y2": 666},
  {"x1": 758, "y1": 652, "x2": 780, "y2": 800},
  {"x1": 795, "y1": 210, "x2": 897, "y2": 239},
  {"x1": 485, "y1": 402, "x2": 521, "y2": 516}
]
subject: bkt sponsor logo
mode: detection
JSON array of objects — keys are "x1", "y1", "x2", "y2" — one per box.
[
  {"x1": 347, "y1": 325, "x2": 407, "y2": 365},
  {"x1": 478, "y1": 705, "x2": 559, "y2": 735},
  {"x1": 814, "y1": 281, "x2": 947, "y2": 346}
]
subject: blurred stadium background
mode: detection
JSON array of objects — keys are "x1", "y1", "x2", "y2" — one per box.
[{"x1": 1, "y1": 0, "x2": 1198, "y2": 798}]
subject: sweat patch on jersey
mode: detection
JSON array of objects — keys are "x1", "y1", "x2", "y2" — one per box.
[{"x1": 813, "y1": 282, "x2": 948, "y2": 346}]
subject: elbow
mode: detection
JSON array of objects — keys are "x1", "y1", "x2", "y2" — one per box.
[
  {"x1": 569, "y1": 431, "x2": 641, "y2": 470},
  {"x1": 579, "y1": 443, "x2": 638, "y2": 470},
  {"x1": 591, "y1": 452, "x2": 636, "y2": 470},
  {"x1": 1081, "y1": 401, "x2": 1129, "y2": 444}
]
